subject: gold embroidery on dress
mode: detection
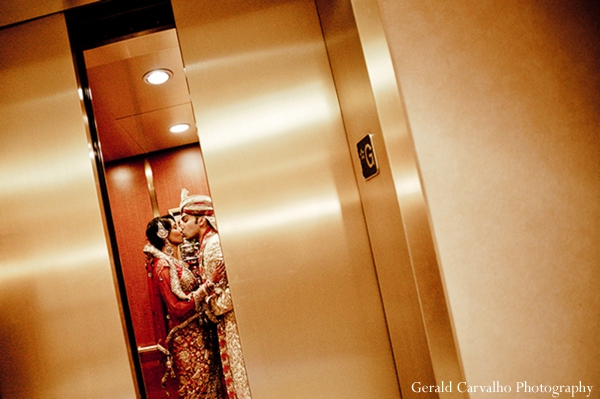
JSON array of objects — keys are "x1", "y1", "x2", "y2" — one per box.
[
  {"x1": 144, "y1": 243, "x2": 194, "y2": 300},
  {"x1": 199, "y1": 232, "x2": 252, "y2": 399}
]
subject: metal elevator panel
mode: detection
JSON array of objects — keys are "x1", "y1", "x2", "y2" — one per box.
[
  {"x1": 0, "y1": 14, "x2": 137, "y2": 399},
  {"x1": 172, "y1": 1, "x2": 401, "y2": 398}
]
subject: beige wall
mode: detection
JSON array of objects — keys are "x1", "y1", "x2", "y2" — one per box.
[{"x1": 377, "y1": 0, "x2": 600, "y2": 393}]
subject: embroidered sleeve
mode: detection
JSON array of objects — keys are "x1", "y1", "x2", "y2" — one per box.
[
  {"x1": 203, "y1": 237, "x2": 233, "y2": 317},
  {"x1": 154, "y1": 259, "x2": 196, "y2": 319},
  {"x1": 208, "y1": 287, "x2": 234, "y2": 316}
]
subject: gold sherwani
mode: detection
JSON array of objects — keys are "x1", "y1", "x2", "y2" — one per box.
[{"x1": 198, "y1": 230, "x2": 252, "y2": 399}]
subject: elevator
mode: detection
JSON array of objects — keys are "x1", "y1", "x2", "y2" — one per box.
[{"x1": 0, "y1": 1, "x2": 463, "y2": 398}]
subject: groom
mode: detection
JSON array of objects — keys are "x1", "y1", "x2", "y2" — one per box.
[{"x1": 178, "y1": 189, "x2": 252, "y2": 399}]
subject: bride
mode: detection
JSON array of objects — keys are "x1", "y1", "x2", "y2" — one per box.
[{"x1": 144, "y1": 215, "x2": 226, "y2": 399}]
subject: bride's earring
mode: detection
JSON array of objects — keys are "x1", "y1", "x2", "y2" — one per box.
[
  {"x1": 164, "y1": 242, "x2": 174, "y2": 256},
  {"x1": 157, "y1": 221, "x2": 169, "y2": 239}
]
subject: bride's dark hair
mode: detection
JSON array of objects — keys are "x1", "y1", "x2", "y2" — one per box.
[{"x1": 145, "y1": 216, "x2": 175, "y2": 249}]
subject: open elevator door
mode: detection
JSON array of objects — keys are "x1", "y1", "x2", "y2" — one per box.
[
  {"x1": 67, "y1": 2, "x2": 213, "y2": 397},
  {"x1": 68, "y1": 1, "x2": 402, "y2": 398}
]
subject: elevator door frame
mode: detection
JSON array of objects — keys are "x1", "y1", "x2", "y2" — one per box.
[{"x1": 317, "y1": 1, "x2": 467, "y2": 395}]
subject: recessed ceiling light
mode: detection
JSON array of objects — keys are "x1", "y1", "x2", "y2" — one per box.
[
  {"x1": 169, "y1": 123, "x2": 190, "y2": 133},
  {"x1": 143, "y1": 69, "x2": 172, "y2": 85}
]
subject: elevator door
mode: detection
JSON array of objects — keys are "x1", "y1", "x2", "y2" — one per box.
[
  {"x1": 0, "y1": 14, "x2": 137, "y2": 399},
  {"x1": 172, "y1": 1, "x2": 401, "y2": 398}
]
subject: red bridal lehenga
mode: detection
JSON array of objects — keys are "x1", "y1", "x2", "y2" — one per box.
[{"x1": 144, "y1": 244, "x2": 226, "y2": 399}]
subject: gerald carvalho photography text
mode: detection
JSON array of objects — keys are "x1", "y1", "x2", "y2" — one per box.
[{"x1": 411, "y1": 381, "x2": 594, "y2": 397}]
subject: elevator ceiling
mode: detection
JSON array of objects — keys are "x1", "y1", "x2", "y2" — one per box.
[{"x1": 83, "y1": 28, "x2": 198, "y2": 162}]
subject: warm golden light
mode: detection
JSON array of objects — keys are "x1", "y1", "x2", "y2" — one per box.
[
  {"x1": 198, "y1": 82, "x2": 335, "y2": 152},
  {"x1": 219, "y1": 194, "x2": 342, "y2": 235},
  {"x1": 143, "y1": 68, "x2": 172, "y2": 85},
  {"x1": 169, "y1": 123, "x2": 190, "y2": 133}
]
